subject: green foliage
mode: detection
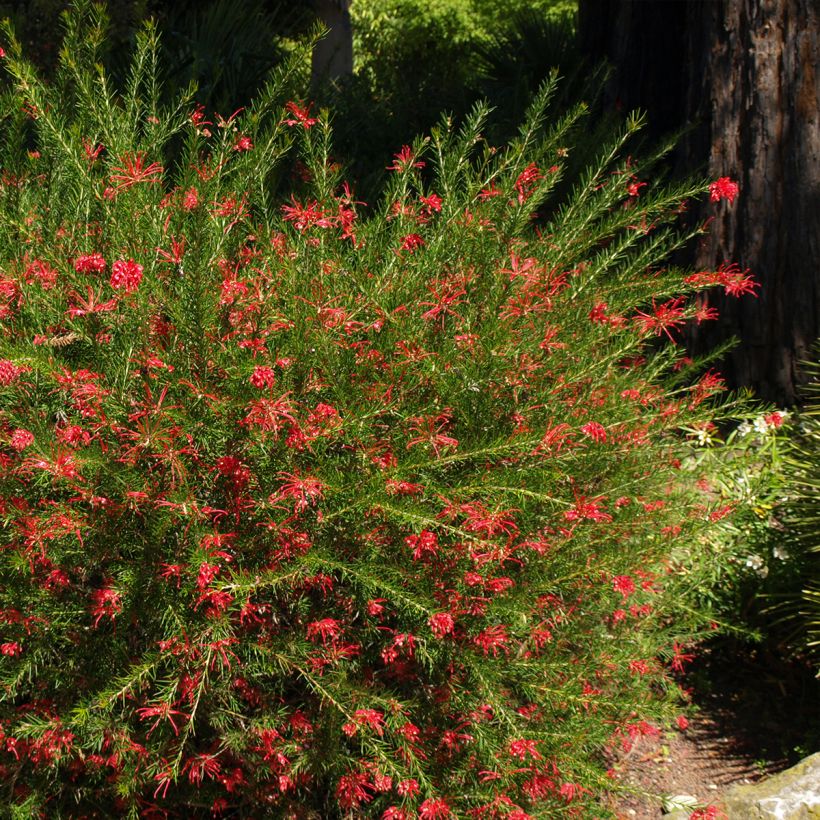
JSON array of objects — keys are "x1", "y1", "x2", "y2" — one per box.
[
  {"x1": 331, "y1": 0, "x2": 582, "y2": 195},
  {"x1": 672, "y1": 409, "x2": 797, "y2": 641},
  {"x1": 155, "y1": 0, "x2": 312, "y2": 116},
  {"x1": 685, "y1": 355, "x2": 820, "y2": 671},
  {"x1": 0, "y1": 4, "x2": 759, "y2": 816},
  {"x1": 778, "y1": 352, "x2": 820, "y2": 663}
]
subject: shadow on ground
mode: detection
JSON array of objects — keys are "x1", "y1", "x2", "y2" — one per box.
[{"x1": 610, "y1": 640, "x2": 819, "y2": 819}]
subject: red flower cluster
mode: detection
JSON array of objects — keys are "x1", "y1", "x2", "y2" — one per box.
[
  {"x1": 109, "y1": 258, "x2": 143, "y2": 293},
  {"x1": 708, "y1": 176, "x2": 739, "y2": 204}
]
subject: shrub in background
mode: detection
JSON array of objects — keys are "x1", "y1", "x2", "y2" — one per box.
[
  {"x1": 682, "y1": 371, "x2": 820, "y2": 675},
  {"x1": 336, "y1": 0, "x2": 582, "y2": 193},
  {"x1": 0, "y1": 5, "x2": 758, "y2": 816},
  {"x1": 673, "y1": 409, "x2": 794, "y2": 640},
  {"x1": 780, "y1": 352, "x2": 820, "y2": 665},
  {"x1": 670, "y1": 388, "x2": 820, "y2": 763}
]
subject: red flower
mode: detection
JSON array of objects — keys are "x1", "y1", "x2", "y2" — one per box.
[
  {"x1": 581, "y1": 421, "x2": 607, "y2": 443},
  {"x1": 514, "y1": 163, "x2": 543, "y2": 204},
  {"x1": 428, "y1": 612, "x2": 455, "y2": 638},
  {"x1": 558, "y1": 781, "x2": 589, "y2": 802},
  {"x1": 284, "y1": 101, "x2": 318, "y2": 128},
  {"x1": 473, "y1": 625, "x2": 510, "y2": 657},
  {"x1": 690, "y1": 807, "x2": 725, "y2": 820},
  {"x1": 109, "y1": 152, "x2": 163, "y2": 191},
  {"x1": 397, "y1": 778, "x2": 419, "y2": 796},
  {"x1": 508, "y1": 738, "x2": 542, "y2": 761},
  {"x1": 385, "y1": 479, "x2": 423, "y2": 496},
  {"x1": 764, "y1": 411, "x2": 785, "y2": 427},
  {"x1": 478, "y1": 183, "x2": 502, "y2": 200},
  {"x1": 405, "y1": 529, "x2": 439, "y2": 561},
  {"x1": 626, "y1": 178, "x2": 647, "y2": 197},
  {"x1": 272, "y1": 471, "x2": 325, "y2": 512},
  {"x1": 9, "y1": 429, "x2": 34, "y2": 451},
  {"x1": 420, "y1": 192, "x2": 443, "y2": 213},
  {"x1": 182, "y1": 187, "x2": 200, "y2": 210},
  {"x1": 388, "y1": 145, "x2": 425, "y2": 172},
  {"x1": 196, "y1": 562, "x2": 220, "y2": 589},
  {"x1": 709, "y1": 176, "x2": 739, "y2": 204},
  {"x1": 719, "y1": 262, "x2": 758, "y2": 297},
  {"x1": 83, "y1": 139, "x2": 104, "y2": 162},
  {"x1": 90, "y1": 585, "x2": 122, "y2": 627},
  {"x1": 694, "y1": 304, "x2": 719, "y2": 323},
  {"x1": 367, "y1": 598, "x2": 387, "y2": 617},
  {"x1": 419, "y1": 798, "x2": 452, "y2": 819},
  {"x1": 109, "y1": 259, "x2": 143, "y2": 293},
  {"x1": 612, "y1": 575, "x2": 636, "y2": 600},
  {"x1": 182, "y1": 752, "x2": 221, "y2": 785},
  {"x1": 628, "y1": 659, "x2": 651, "y2": 675},
  {"x1": 234, "y1": 134, "x2": 253, "y2": 151},
  {"x1": 460, "y1": 502, "x2": 518, "y2": 537},
  {"x1": 670, "y1": 642, "x2": 695, "y2": 672},
  {"x1": 589, "y1": 302, "x2": 609, "y2": 324},
  {"x1": 136, "y1": 701, "x2": 188, "y2": 736},
  {"x1": 25, "y1": 259, "x2": 58, "y2": 289},
  {"x1": 400, "y1": 233, "x2": 425, "y2": 252},
  {"x1": 351, "y1": 708, "x2": 385, "y2": 735},
  {"x1": 281, "y1": 197, "x2": 334, "y2": 231},
  {"x1": 633, "y1": 296, "x2": 687, "y2": 341},
  {"x1": 406, "y1": 410, "x2": 458, "y2": 456},
  {"x1": 686, "y1": 262, "x2": 757, "y2": 297},
  {"x1": 64, "y1": 286, "x2": 119, "y2": 318},
  {"x1": 564, "y1": 496, "x2": 612, "y2": 523},
  {"x1": 249, "y1": 365, "x2": 276, "y2": 389},
  {"x1": 306, "y1": 618, "x2": 342, "y2": 645},
  {"x1": 336, "y1": 771, "x2": 373, "y2": 810},
  {"x1": 74, "y1": 253, "x2": 106, "y2": 273}
]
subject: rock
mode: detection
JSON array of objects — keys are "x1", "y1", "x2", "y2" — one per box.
[
  {"x1": 723, "y1": 752, "x2": 820, "y2": 819},
  {"x1": 662, "y1": 794, "x2": 701, "y2": 814}
]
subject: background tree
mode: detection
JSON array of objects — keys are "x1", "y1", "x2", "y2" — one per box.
[{"x1": 578, "y1": 0, "x2": 820, "y2": 403}]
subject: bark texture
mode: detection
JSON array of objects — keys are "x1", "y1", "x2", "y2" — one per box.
[{"x1": 579, "y1": 0, "x2": 820, "y2": 403}]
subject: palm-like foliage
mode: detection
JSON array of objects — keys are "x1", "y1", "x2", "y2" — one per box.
[
  {"x1": 158, "y1": 0, "x2": 312, "y2": 116},
  {"x1": 474, "y1": 9, "x2": 590, "y2": 124},
  {"x1": 781, "y1": 348, "x2": 820, "y2": 664}
]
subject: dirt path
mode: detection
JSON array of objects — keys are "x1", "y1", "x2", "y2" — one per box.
[
  {"x1": 610, "y1": 711, "x2": 776, "y2": 818},
  {"x1": 607, "y1": 642, "x2": 819, "y2": 818}
]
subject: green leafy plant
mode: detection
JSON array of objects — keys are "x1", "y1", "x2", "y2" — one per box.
[
  {"x1": 672, "y1": 407, "x2": 794, "y2": 641},
  {"x1": 0, "y1": 4, "x2": 759, "y2": 816},
  {"x1": 779, "y1": 350, "x2": 820, "y2": 664}
]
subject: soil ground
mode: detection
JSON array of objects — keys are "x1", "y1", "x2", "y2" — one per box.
[{"x1": 607, "y1": 641, "x2": 820, "y2": 819}]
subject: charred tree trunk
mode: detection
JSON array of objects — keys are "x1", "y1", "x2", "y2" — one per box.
[{"x1": 579, "y1": 0, "x2": 820, "y2": 403}]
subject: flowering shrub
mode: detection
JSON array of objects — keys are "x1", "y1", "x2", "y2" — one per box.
[{"x1": 0, "y1": 5, "x2": 757, "y2": 816}]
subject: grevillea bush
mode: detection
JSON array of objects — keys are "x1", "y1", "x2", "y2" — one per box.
[{"x1": 0, "y1": 5, "x2": 760, "y2": 817}]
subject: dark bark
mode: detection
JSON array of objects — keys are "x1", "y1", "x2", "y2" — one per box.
[{"x1": 579, "y1": 0, "x2": 820, "y2": 403}]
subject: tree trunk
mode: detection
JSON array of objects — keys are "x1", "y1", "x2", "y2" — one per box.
[
  {"x1": 311, "y1": 0, "x2": 353, "y2": 88},
  {"x1": 579, "y1": 0, "x2": 820, "y2": 404}
]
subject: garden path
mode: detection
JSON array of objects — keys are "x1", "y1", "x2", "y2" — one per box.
[{"x1": 610, "y1": 643, "x2": 819, "y2": 819}]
